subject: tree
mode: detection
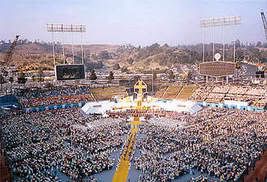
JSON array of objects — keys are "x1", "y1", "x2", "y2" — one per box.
[
  {"x1": 98, "y1": 50, "x2": 111, "y2": 60},
  {"x1": 107, "y1": 71, "x2": 114, "y2": 83},
  {"x1": 17, "y1": 72, "x2": 27, "y2": 85},
  {"x1": 37, "y1": 68, "x2": 45, "y2": 82},
  {"x1": 113, "y1": 63, "x2": 120, "y2": 70},
  {"x1": 91, "y1": 53, "x2": 97, "y2": 60},
  {"x1": 256, "y1": 41, "x2": 262, "y2": 47},
  {"x1": 9, "y1": 77, "x2": 14, "y2": 94},
  {"x1": 0, "y1": 74, "x2": 5, "y2": 91},
  {"x1": 235, "y1": 39, "x2": 241, "y2": 48},
  {"x1": 121, "y1": 66, "x2": 128, "y2": 73},
  {"x1": 31, "y1": 75, "x2": 36, "y2": 82},
  {"x1": 2, "y1": 70, "x2": 8, "y2": 77},
  {"x1": 152, "y1": 71, "x2": 157, "y2": 81},
  {"x1": 89, "y1": 69, "x2": 97, "y2": 80},
  {"x1": 235, "y1": 49, "x2": 245, "y2": 63},
  {"x1": 167, "y1": 70, "x2": 175, "y2": 81},
  {"x1": 133, "y1": 75, "x2": 141, "y2": 83},
  {"x1": 127, "y1": 58, "x2": 134, "y2": 65}
]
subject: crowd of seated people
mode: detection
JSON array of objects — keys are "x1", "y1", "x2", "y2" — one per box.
[
  {"x1": 190, "y1": 85, "x2": 214, "y2": 101},
  {"x1": 1, "y1": 109, "x2": 130, "y2": 181},
  {"x1": 1, "y1": 105, "x2": 266, "y2": 182},
  {"x1": 14, "y1": 86, "x2": 93, "y2": 107},
  {"x1": 211, "y1": 85, "x2": 230, "y2": 94},
  {"x1": 205, "y1": 93, "x2": 225, "y2": 103},
  {"x1": 134, "y1": 108, "x2": 267, "y2": 181},
  {"x1": 191, "y1": 84, "x2": 267, "y2": 104},
  {"x1": 20, "y1": 94, "x2": 94, "y2": 108},
  {"x1": 228, "y1": 86, "x2": 248, "y2": 95},
  {"x1": 14, "y1": 86, "x2": 91, "y2": 99}
]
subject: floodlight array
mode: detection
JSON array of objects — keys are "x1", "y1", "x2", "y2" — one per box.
[
  {"x1": 47, "y1": 24, "x2": 86, "y2": 32},
  {"x1": 200, "y1": 16, "x2": 241, "y2": 28}
]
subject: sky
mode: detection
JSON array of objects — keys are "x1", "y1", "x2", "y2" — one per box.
[{"x1": 0, "y1": 0, "x2": 267, "y2": 46}]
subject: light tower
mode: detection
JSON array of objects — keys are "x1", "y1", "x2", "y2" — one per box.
[
  {"x1": 260, "y1": 12, "x2": 267, "y2": 41},
  {"x1": 47, "y1": 24, "x2": 86, "y2": 66},
  {"x1": 200, "y1": 16, "x2": 241, "y2": 62}
]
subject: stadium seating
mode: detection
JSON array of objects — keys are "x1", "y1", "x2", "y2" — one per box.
[
  {"x1": 163, "y1": 85, "x2": 183, "y2": 99},
  {"x1": 155, "y1": 84, "x2": 197, "y2": 100},
  {"x1": 91, "y1": 86, "x2": 127, "y2": 101},
  {"x1": 155, "y1": 86, "x2": 168, "y2": 98},
  {"x1": 190, "y1": 84, "x2": 267, "y2": 106},
  {"x1": 176, "y1": 85, "x2": 197, "y2": 100}
]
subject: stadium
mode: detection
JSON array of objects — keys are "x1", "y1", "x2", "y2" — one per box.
[{"x1": 1, "y1": 1, "x2": 267, "y2": 182}]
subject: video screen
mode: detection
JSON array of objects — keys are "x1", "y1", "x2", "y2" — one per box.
[{"x1": 56, "y1": 64, "x2": 85, "y2": 80}]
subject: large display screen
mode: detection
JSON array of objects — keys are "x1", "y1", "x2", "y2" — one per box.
[
  {"x1": 55, "y1": 64, "x2": 85, "y2": 80},
  {"x1": 199, "y1": 61, "x2": 236, "y2": 77}
]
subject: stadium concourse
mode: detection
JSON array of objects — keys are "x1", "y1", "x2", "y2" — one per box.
[{"x1": 0, "y1": 81, "x2": 267, "y2": 182}]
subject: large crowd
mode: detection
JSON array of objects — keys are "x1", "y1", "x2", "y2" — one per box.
[
  {"x1": 14, "y1": 86, "x2": 91, "y2": 99},
  {"x1": 134, "y1": 108, "x2": 267, "y2": 181},
  {"x1": 1, "y1": 107, "x2": 266, "y2": 181},
  {"x1": 14, "y1": 86, "x2": 93, "y2": 107},
  {"x1": 191, "y1": 84, "x2": 267, "y2": 104},
  {"x1": 1, "y1": 109, "x2": 130, "y2": 181}
]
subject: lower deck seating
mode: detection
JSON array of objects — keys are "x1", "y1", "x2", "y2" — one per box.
[
  {"x1": 176, "y1": 85, "x2": 198, "y2": 100},
  {"x1": 91, "y1": 86, "x2": 127, "y2": 101}
]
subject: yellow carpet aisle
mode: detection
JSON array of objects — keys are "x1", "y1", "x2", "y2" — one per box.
[{"x1": 112, "y1": 117, "x2": 141, "y2": 182}]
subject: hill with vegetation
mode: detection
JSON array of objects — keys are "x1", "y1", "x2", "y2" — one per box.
[{"x1": 0, "y1": 39, "x2": 266, "y2": 73}]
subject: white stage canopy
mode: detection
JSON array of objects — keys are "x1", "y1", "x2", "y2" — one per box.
[{"x1": 81, "y1": 98, "x2": 202, "y2": 115}]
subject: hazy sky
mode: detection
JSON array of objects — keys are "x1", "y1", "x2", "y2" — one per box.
[{"x1": 1, "y1": 0, "x2": 267, "y2": 45}]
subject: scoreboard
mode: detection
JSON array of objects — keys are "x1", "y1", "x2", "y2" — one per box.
[{"x1": 199, "y1": 61, "x2": 236, "y2": 77}]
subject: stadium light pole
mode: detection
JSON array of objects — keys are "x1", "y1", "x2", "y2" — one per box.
[
  {"x1": 152, "y1": 69, "x2": 154, "y2": 95},
  {"x1": 201, "y1": 27, "x2": 205, "y2": 62},
  {"x1": 52, "y1": 31, "x2": 56, "y2": 66},
  {"x1": 61, "y1": 24, "x2": 65, "y2": 63},
  {"x1": 200, "y1": 16, "x2": 241, "y2": 62},
  {"x1": 233, "y1": 40, "x2": 236, "y2": 62},
  {"x1": 80, "y1": 27, "x2": 84, "y2": 64},
  {"x1": 47, "y1": 24, "x2": 86, "y2": 67}
]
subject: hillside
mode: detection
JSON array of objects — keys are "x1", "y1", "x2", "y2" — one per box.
[
  {"x1": 106, "y1": 43, "x2": 200, "y2": 72},
  {"x1": 1, "y1": 40, "x2": 266, "y2": 73},
  {"x1": 0, "y1": 41, "x2": 200, "y2": 72},
  {"x1": 0, "y1": 42, "x2": 120, "y2": 71}
]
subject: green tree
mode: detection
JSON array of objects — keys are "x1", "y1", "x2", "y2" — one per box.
[
  {"x1": 17, "y1": 72, "x2": 27, "y2": 85},
  {"x1": 0, "y1": 74, "x2": 5, "y2": 91},
  {"x1": 31, "y1": 75, "x2": 36, "y2": 82},
  {"x1": 121, "y1": 66, "x2": 128, "y2": 73},
  {"x1": 127, "y1": 58, "x2": 134, "y2": 65},
  {"x1": 167, "y1": 70, "x2": 175, "y2": 81},
  {"x1": 2, "y1": 70, "x2": 8, "y2": 77},
  {"x1": 89, "y1": 69, "x2": 97, "y2": 80},
  {"x1": 9, "y1": 77, "x2": 14, "y2": 94},
  {"x1": 37, "y1": 68, "x2": 45, "y2": 82},
  {"x1": 113, "y1": 63, "x2": 120, "y2": 70},
  {"x1": 133, "y1": 75, "x2": 141, "y2": 83},
  {"x1": 152, "y1": 71, "x2": 157, "y2": 81},
  {"x1": 107, "y1": 71, "x2": 114, "y2": 83}
]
